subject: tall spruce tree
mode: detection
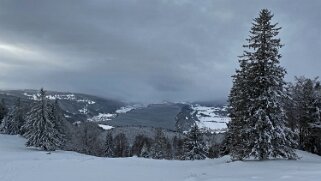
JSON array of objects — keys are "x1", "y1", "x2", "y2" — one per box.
[
  {"x1": 227, "y1": 9, "x2": 297, "y2": 160},
  {"x1": 23, "y1": 88, "x2": 63, "y2": 151}
]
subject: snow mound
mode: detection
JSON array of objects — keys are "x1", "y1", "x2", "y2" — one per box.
[{"x1": 1, "y1": 134, "x2": 321, "y2": 181}]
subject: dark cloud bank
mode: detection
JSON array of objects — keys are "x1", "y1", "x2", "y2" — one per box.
[{"x1": 0, "y1": 0, "x2": 320, "y2": 103}]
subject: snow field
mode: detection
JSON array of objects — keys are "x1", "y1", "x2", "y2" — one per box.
[{"x1": 1, "y1": 134, "x2": 321, "y2": 181}]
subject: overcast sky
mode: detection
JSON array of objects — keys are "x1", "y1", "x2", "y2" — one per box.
[{"x1": 0, "y1": 0, "x2": 320, "y2": 103}]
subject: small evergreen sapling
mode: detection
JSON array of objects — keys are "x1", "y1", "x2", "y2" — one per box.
[
  {"x1": 182, "y1": 124, "x2": 207, "y2": 160},
  {"x1": 140, "y1": 143, "x2": 150, "y2": 158},
  {"x1": 151, "y1": 129, "x2": 170, "y2": 159},
  {"x1": 104, "y1": 132, "x2": 114, "y2": 157}
]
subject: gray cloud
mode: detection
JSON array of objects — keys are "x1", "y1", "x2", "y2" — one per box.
[{"x1": 0, "y1": 0, "x2": 320, "y2": 103}]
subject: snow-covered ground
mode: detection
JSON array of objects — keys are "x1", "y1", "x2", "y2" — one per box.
[
  {"x1": 115, "y1": 105, "x2": 139, "y2": 114},
  {"x1": 1, "y1": 134, "x2": 321, "y2": 181},
  {"x1": 88, "y1": 113, "x2": 116, "y2": 122},
  {"x1": 78, "y1": 105, "x2": 89, "y2": 114},
  {"x1": 98, "y1": 124, "x2": 114, "y2": 130},
  {"x1": 24, "y1": 92, "x2": 95, "y2": 104},
  {"x1": 88, "y1": 105, "x2": 142, "y2": 122},
  {"x1": 191, "y1": 105, "x2": 230, "y2": 133}
]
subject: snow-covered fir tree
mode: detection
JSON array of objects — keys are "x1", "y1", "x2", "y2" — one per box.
[
  {"x1": 104, "y1": 132, "x2": 114, "y2": 157},
  {"x1": 226, "y1": 9, "x2": 297, "y2": 160},
  {"x1": 225, "y1": 57, "x2": 251, "y2": 160},
  {"x1": 23, "y1": 88, "x2": 63, "y2": 151},
  {"x1": 140, "y1": 143, "x2": 150, "y2": 158},
  {"x1": 150, "y1": 129, "x2": 169, "y2": 159},
  {"x1": 182, "y1": 124, "x2": 207, "y2": 160},
  {"x1": 49, "y1": 99, "x2": 67, "y2": 148},
  {"x1": 1, "y1": 98, "x2": 25, "y2": 135},
  {"x1": 0, "y1": 98, "x2": 8, "y2": 125},
  {"x1": 173, "y1": 136, "x2": 184, "y2": 159},
  {"x1": 132, "y1": 135, "x2": 151, "y2": 157}
]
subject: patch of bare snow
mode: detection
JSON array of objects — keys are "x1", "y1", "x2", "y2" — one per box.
[
  {"x1": 98, "y1": 124, "x2": 114, "y2": 130},
  {"x1": 115, "y1": 104, "x2": 143, "y2": 114},
  {"x1": 191, "y1": 104, "x2": 230, "y2": 133},
  {"x1": 79, "y1": 106, "x2": 88, "y2": 114},
  {"x1": 88, "y1": 113, "x2": 116, "y2": 122}
]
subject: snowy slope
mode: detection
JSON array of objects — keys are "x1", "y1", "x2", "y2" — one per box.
[
  {"x1": 2, "y1": 134, "x2": 321, "y2": 181},
  {"x1": 87, "y1": 105, "x2": 142, "y2": 122},
  {"x1": 98, "y1": 124, "x2": 114, "y2": 130},
  {"x1": 191, "y1": 104, "x2": 230, "y2": 133},
  {"x1": 24, "y1": 92, "x2": 95, "y2": 104}
]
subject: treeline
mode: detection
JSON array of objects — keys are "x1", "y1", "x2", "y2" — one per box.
[
  {"x1": 71, "y1": 123, "x2": 221, "y2": 160},
  {"x1": 285, "y1": 77, "x2": 321, "y2": 154},
  {"x1": 63, "y1": 123, "x2": 221, "y2": 160},
  {"x1": 79, "y1": 126, "x2": 209, "y2": 160}
]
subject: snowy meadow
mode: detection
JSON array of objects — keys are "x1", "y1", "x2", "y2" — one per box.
[{"x1": 1, "y1": 134, "x2": 321, "y2": 181}]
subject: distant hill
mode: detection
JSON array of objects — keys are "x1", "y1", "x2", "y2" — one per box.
[
  {"x1": 0, "y1": 89, "x2": 125, "y2": 123},
  {"x1": 0, "y1": 89, "x2": 229, "y2": 133}
]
